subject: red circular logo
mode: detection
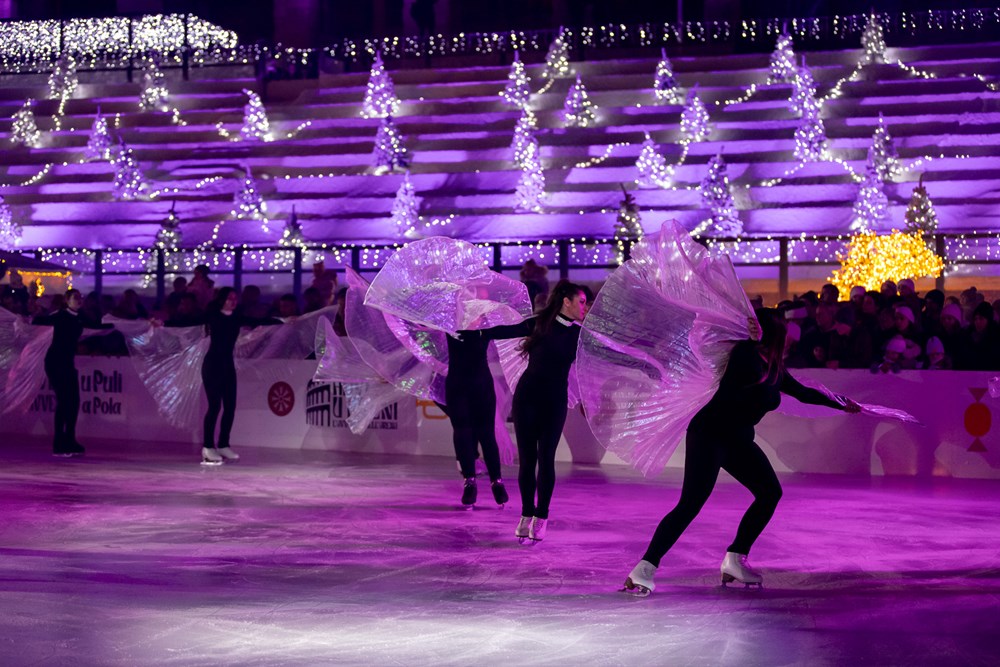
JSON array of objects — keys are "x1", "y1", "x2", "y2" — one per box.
[{"x1": 267, "y1": 381, "x2": 295, "y2": 416}]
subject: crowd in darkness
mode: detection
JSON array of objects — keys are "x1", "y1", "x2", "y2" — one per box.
[{"x1": 4, "y1": 263, "x2": 1000, "y2": 371}]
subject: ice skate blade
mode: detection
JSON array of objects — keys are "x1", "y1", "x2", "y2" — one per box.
[
  {"x1": 517, "y1": 536, "x2": 534, "y2": 546},
  {"x1": 200, "y1": 459, "x2": 224, "y2": 466},
  {"x1": 496, "y1": 503, "x2": 505, "y2": 510},
  {"x1": 621, "y1": 579, "x2": 652, "y2": 598},
  {"x1": 721, "y1": 573, "x2": 762, "y2": 589}
]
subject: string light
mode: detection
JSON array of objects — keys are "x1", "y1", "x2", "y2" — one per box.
[
  {"x1": 139, "y1": 58, "x2": 169, "y2": 112},
  {"x1": 111, "y1": 138, "x2": 149, "y2": 201},
  {"x1": 792, "y1": 97, "x2": 829, "y2": 162},
  {"x1": 46, "y1": 53, "x2": 78, "y2": 100},
  {"x1": 238, "y1": 88, "x2": 271, "y2": 141},
  {"x1": 904, "y1": 174, "x2": 939, "y2": 238},
  {"x1": 562, "y1": 74, "x2": 598, "y2": 128},
  {"x1": 10, "y1": 99, "x2": 41, "y2": 148},
  {"x1": 635, "y1": 132, "x2": 671, "y2": 188},
  {"x1": 514, "y1": 141, "x2": 545, "y2": 212},
  {"x1": 500, "y1": 50, "x2": 531, "y2": 109},
  {"x1": 768, "y1": 31, "x2": 797, "y2": 83},
  {"x1": 653, "y1": 48, "x2": 683, "y2": 105},
  {"x1": 0, "y1": 194, "x2": 23, "y2": 250},
  {"x1": 540, "y1": 28, "x2": 571, "y2": 80},
  {"x1": 279, "y1": 206, "x2": 306, "y2": 248},
  {"x1": 511, "y1": 107, "x2": 539, "y2": 169},
  {"x1": 850, "y1": 148, "x2": 890, "y2": 232},
  {"x1": 613, "y1": 186, "x2": 642, "y2": 264},
  {"x1": 573, "y1": 141, "x2": 630, "y2": 169},
  {"x1": 361, "y1": 51, "x2": 400, "y2": 119},
  {"x1": 870, "y1": 113, "x2": 902, "y2": 182},
  {"x1": 85, "y1": 111, "x2": 113, "y2": 161},
  {"x1": 391, "y1": 172, "x2": 421, "y2": 240},
  {"x1": 372, "y1": 115, "x2": 409, "y2": 175},
  {"x1": 693, "y1": 154, "x2": 742, "y2": 237},
  {"x1": 680, "y1": 90, "x2": 711, "y2": 143}
]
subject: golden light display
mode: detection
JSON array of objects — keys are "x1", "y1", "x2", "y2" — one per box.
[{"x1": 830, "y1": 230, "x2": 944, "y2": 293}]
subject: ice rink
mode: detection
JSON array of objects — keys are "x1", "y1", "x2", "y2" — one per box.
[{"x1": 1, "y1": 437, "x2": 998, "y2": 666}]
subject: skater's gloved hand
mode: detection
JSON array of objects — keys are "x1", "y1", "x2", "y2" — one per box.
[{"x1": 838, "y1": 395, "x2": 862, "y2": 413}]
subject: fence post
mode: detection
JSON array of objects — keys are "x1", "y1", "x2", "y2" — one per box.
[
  {"x1": 778, "y1": 237, "x2": 789, "y2": 302},
  {"x1": 182, "y1": 13, "x2": 191, "y2": 81},
  {"x1": 156, "y1": 248, "x2": 166, "y2": 306},
  {"x1": 558, "y1": 239, "x2": 570, "y2": 280},
  {"x1": 126, "y1": 18, "x2": 134, "y2": 83},
  {"x1": 94, "y1": 250, "x2": 103, "y2": 297},
  {"x1": 935, "y1": 233, "x2": 946, "y2": 293},
  {"x1": 234, "y1": 248, "x2": 243, "y2": 293},
  {"x1": 293, "y1": 247, "x2": 303, "y2": 301}
]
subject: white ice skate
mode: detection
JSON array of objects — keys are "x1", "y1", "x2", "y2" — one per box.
[
  {"x1": 515, "y1": 516, "x2": 532, "y2": 544},
  {"x1": 720, "y1": 551, "x2": 763, "y2": 588},
  {"x1": 621, "y1": 559, "x2": 657, "y2": 597},
  {"x1": 217, "y1": 447, "x2": 240, "y2": 461},
  {"x1": 528, "y1": 517, "x2": 547, "y2": 543},
  {"x1": 201, "y1": 447, "x2": 223, "y2": 466}
]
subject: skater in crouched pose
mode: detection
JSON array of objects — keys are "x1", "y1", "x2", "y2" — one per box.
[
  {"x1": 624, "y1": 309, "x2": 861, "y2": 595},
  {"x1": 35, "y1": 288, "x2": 115, "y2": 456},
  {"x1": 495, "y1": 280, "x2": 586, "y2": 544},
  {"x1": 196, "y1": 287, "x2": 281, "y2": 465}
]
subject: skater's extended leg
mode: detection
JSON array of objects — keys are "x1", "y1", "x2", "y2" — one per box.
[
  {"x1": 533, "y1": 402, "x2": 567, "y2": 520},
  {"x1": 471, "y1": 379, "x2": 503, "y2": 481},
  {"x1": 722, "y1": 439, "x2": 782, "y2": 555}
]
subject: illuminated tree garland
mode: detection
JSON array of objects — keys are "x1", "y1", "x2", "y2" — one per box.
[
  {"x1": 361, "y1": 51, "x2": 400, "y2": 119},
  {"x1": 653, "y1": 48, "x2": 683, "y2": 105},
  {"x1": 391, "y1": 172, "x2": 422, "y2": 240},
  {"x1": 511, "y1": 107, "x2": 539, "y2": 169},
  {"x1": 514, "y1": 142, "x2": 545, "y2": 212},
  {"x1": 850, "y1": 148, "x2": 890, "y2": 232},
  {"x1": 280, "y1": 206, "x2": 306, "y2": 248},
  {"x1": 500, "y1": 50, "x2": 531, "y2": 109},
  {"x1": 85, "y1": 111, "x2": 113, "y2": 161},
  {"x1": 613, "y1": 185, "x2": 642, "y2": 264},
  {"x1": 904, "y1": 174, "x2": 939, "y2": 238},
  {"x1": 239, "y1": 89, "x2": 271, "y2": 141},
  {"x1": 793, "y1": 97, "x2": 829, "y2": 162},
  {"x1": 10, "y1": 99, "x2": 41, "y2": 148},
  {"x1": 562, "y1": 74, "x2": 598, "y2": 128},
  {"x1": 860, "y1": 13, "x2": 888, "y2": 65},
  {"x1": 155, "y1": 203, "x2": 182, "y2": 249},
  {"x1": 635, "y1": 132, "x2": 671, "y2": 188},
  {"x1": 680, "y1": 90, "x2": 711, "y2": 143},
  {"x1": 830, "y1": 229, "x2": 944, "y2": 293},
  {"x1": 372, "y1": 115, "x2": 409, "y2": 175},
  {"x1": 695, "y1": 154, "x2": 742, "y2": 236},
  {"x1": 231, "y1": 166, "x2": 269, "y2": 232},
  {"x1": 111, "y1": 138, "x2": 149, "y2": 201},
  {"x1": 47, "y1": 53, "x2": 78, "y2": 100},
  {"x1": 789, "y1": 57, "x2": 817, "y2": 118},
  {"x1": 0, "y1": 195, "x2": 23, "y2": 250},
  {"x1": 768, "y1": 31, "x2": 797, "y2": 84},
  {"x1": 541, "y1": 28, "x2": 571, "y2": 79},
  {"x1": 139, "y1": 58, "x2": 169, "y2": 112},
  {"x1": 870, "y1": 113, "x2": 901, "y2": 182}
]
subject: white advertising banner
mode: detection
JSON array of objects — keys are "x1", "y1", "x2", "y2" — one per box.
[{"x1": 3, "y1": 359, "x2": 1000, "y2": 479}]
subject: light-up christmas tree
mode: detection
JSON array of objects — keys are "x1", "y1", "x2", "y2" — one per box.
[
  {"x1": 231, "y1": 166, "x2": 269, "y2": 232},
  {"x1": 861, "y1": 13, "x2": 888, "y2": 65},
  {"x1": 904, "y1": 174, "x2": 939, "y2": 238},
  {"x1": 696, "y1": 154, "x2": 742, "y2": 236},
  {"x1": 0, "y1": 195, "x2": 23, "y2": 250},
  {"x1": 85, "y1": 110, "x2": 113, "y2": 161},
  {"x1": 10, "y1": 99, "x2": 41, "y2": 148},
  {"x1": 614, "y1": 185, "x2": 643, "y2": 264},
  {"x1": 635, "y1": 132, "x2": 670, "y2": 188},
  {"x1": 139, "y1": 59, "x2": 169, "y2": 111},
  {"x1": 391, "y1": 172, "x2": 422, "y2": 240},
  {"x1": 279, "y1": 206, "x2": 306, "y2": 247},
  {"x1": 541, "y1": 28, "x2": 571, "y2": 79},
  {"x1": 372, "y1": 115, "x2": 409, "y2": 174},
  {"x1": 500, "y1": 51, "x2": 531, "y2": 109},
  {"x1": 562, "y1": 74, "x2": 597, "y2": 128},
  {"x1": 850, "y1": 149, "x2": 890, "y2": 232},
  {"x1": 511, "y1": 107, "x2": 539, "y2": 169},
  {"x1": 47, "y1": 53, "x2": 78, "y2": 100},
  {"x1": 793, "y1": 97, "x2": 829, "y2": 162},
  {"x1": 156, "y1": 203, "x2": 182, "y2": 250},
  {"x1": 831, "y1": 230, "x2": 944, "y2": 294},
  {"x1": 361, "y1": 51, "x2": 400, "y2": 119},
  {"x1": 680, "y1": 90, "x2": 711, "y2": 143},
  {"x1": 870, "y1": 113, "x2": 901, "y2": 182},
  {"x1": 514, "y1": 142, "x2": 545, "y2": 212},
  {"x1": 789, "y1": 56, "x2": 817, "y2": 118},
  {"x1": 769, "y1": 32, "x2": 797, "y2": 84},
  {"x1": 653, "y1": 48, "x2": 683, "y2": 105},
  {"x1": 111, "y1": 138, "x2": 148, "y2": 201},
  {"x1": 239, "y1": 89, "x2": 271, "y2": 141}
]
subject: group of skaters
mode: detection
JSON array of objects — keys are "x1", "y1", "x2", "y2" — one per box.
[{"x1": 17, "y1": 249, "x2": 959, "y2": 595}]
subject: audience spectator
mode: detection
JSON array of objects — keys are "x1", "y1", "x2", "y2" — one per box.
[
  {"x1": 310, "y1": 262, "x2": 338, "y2": 308},
  {"x1": 880, "y1": 280, "x2": 900, "y2": 305},
  {"x1": 520, "y1": 259, "x2": 549, "y2": 306},
  {"x1": 188, "y1": 265, "x2": 216, "y2": 310},
  {"x1": 795, "y1": 302, "x2": 848, "y2": 369},
  {"x1": 166, "y1": 293, "x2": 202, "y2": 327},
  {"x1": 112, "y1": 289, "x2": 149, "y2": 320},
  {"x1": 276, "y1": 294, "x2": 299, "y2": 320},
  {"x1": 923, "y1": 336, "x2": 952, "y2": 370},
  {"x1": 303, "y1": 286, "x2": 325, "y2": 313},
  {"x1": 240, "y1": 285, "x2": 270, "y2": 319},
  {"x1": 164, "y1": 276, "x2": 189, "y2": 320},
  {"x1": 333, "y1": 286, "x2": 348, "y2": 336},
  {"x1": 872, "y1": 335, "x2": 915, "y2": 373},
  {"x1": 955, "y1": 301, "x2": 1000, "y2": 370},
  {"x1": 921, "y1": 289, "x2": 944, "y2": 335}
]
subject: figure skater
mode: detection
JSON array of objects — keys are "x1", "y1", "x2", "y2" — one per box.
[
  {"x1": 35, "y1": 288, "x2": 114, "y2": 456},
  {"x1": 623, "y1": 309, "x2": 861, "y2": 595},
  {"x1": 479, "y1": 280, "x2": 586, "y2": 543},
  {"x1": 197, "y1": 287, "x2": 281, "y2": 465}
]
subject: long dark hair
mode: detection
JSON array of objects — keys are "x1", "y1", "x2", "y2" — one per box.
[
  {"x1": 755, "y1": 308, "x2": 787, "y2": 384},
  {"x1": 205, "y1": 287, "x2": 236, "y2": 334},
  {"x1": 521, "y1": 279, "x2": 584, "y2": 357}
]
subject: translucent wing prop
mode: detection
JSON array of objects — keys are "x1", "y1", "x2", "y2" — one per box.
[
  {"x1": 313, "y1": 318, "x2": 408, "y2": 435},
  {"x1": 486, "y1": 343, "x2": 516, "y2": 465},
  {"x1": 364, "y1": 236, "x2": 533, "y2": 334},
  {"x1": 776, "y1": 375, "x2": 923, "y2": 425},
  {"x1": 578, "y1": 220, "x2": 756, "y2": 476},
  {"x1": 235, "y1": 306, "x2": 337, "y2": 363},
  {"x1": 111, "y1": 318, "x2": 209, "y2": 431},
  {"x1": 1, "y1": 312, "x2": 53, "y2": 414},
  {"x1": 344, "y1": 267, "x2": 446, "y2": 404}
]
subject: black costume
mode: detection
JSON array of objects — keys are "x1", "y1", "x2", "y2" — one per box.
[
  {"x1": 36, "y1": 309, "x2": 112, "y2": 453},
  {"x1": 200, "y1": 310, "x2": 277, "y2": 450},
  {"x1": 642, "y1": 339, "x2": 845, "y2": 565},
  {"x1": 491, "y1": 314, "x2": 580, "y2": 520},
  {"x1": 445, "y1": 334, "x2": 503, "y2": 480}
]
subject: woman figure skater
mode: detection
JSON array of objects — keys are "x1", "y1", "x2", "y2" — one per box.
[
  {"x1": 36, "y1": 288, "x2": 114, "y2": 456},
  {"x1": 482, "y1": 280, "x2": 586, "y2": 543},
  {"x1": 623, "y1": 309, "x2": 861, "y2": 595},
  {"x1": 197, "y1": 287, "x2": 280, "y2": 465}
]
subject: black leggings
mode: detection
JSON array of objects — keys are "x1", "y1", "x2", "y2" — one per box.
[
  {"x1": 202, "y1": 358, "x2": 237, "y2": 449},
  {"x1": 45, "y1": 361, "x2": 79, "y2": 445},
  {"x1": 446, "y1": 376, "x2": 502, "y2": 481},
  {"x1": 513, "y1": 397, "x2": 567, "y2": 519},
  {"x1": 642, "y1": 426, "x2": 783, "y2": 566}
]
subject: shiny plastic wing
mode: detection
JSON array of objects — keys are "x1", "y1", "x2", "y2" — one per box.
[
  {"x1": 578, "y1": 221, "x2": 755, "y2": 476},
  {"x1": 1, "y1": 319, "x2": 53, "y2": 414},
  {"x1": 364, "y1": 237, "x2": 533, "y2": 334},
  {"x1": 344, "y1": 267, "x2": 446, "y2": 404}
]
